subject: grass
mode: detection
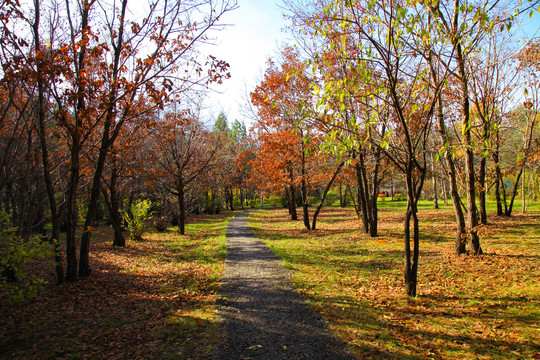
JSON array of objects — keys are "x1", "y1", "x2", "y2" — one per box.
[
  {"x1": 0, "y1": 211, "x2": 239, "y2": 360},
  {"x1": 248, "y1": 201, "x2": 540, "y2": 360}
]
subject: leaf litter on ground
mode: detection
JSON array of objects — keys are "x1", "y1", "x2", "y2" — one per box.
[
  {"x1": 0, "y1": 211, "x2": 238, "y2": 360},
  {"x1": 248, "y1": 203, "x2": 540, "y2": 360}
]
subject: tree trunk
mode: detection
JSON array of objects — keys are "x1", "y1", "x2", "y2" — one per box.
[
  {"x1": 479, "y1": 118, "x2": 490, "y2": 225},
  {"x1": 441, "y1": 177, "x2": 448, "y2": 206},
  {"x1": 289, "y1": 164, "x2": 298, "y2": 220},
  {"x1": 229, "y1": 185, "x2": 235, "y2": 211},
  {"x1": 79, "y1": 116, "x2": 114, "y2": 277},
  {"x1": 522, "y1": 168, "x2": 527, "y2": 213},
  {"x1": 178, "y1": 181, "x2": 186, "y2": 235},
  {"x1": 404, "y1": 166, "x2": 421, "y2": 298},
  {"x1": 103, "y1": 188, "x2": 125, "y2": 247},
  {"x1": 492, "y1": 138, "x2": 505, "y2": 216},
  {"x1": 430, "y1": 49, "x2": 466, "y2": 254},
  {"x1": 301, "y1": 147, "x2": 310, "y2": 230},
  {"x1": 432, "y1": 154, "x2": 439, "y2": 209},
  {"x1": 240, "y1": 187, "x2": 245, "y2": 210},
  {"x1": 290, "y1": 186, "x2": 297, "y2": 220},
  {"x1": 65, "y1": 140, "x2": 80, "y2": 282},
  {"x1": 355, "y1": 161, "x2": 369, "y2": 234},
  {"x1": 33, "y1": 5, "x2": 64, "y2": 283},
  {"x1": 506, "y1": 168, "x2": 523, "y2": 217},
  {"x1": 479, "y1": 156, "x2": 487, "y2": 225},
  {"x1": 102, "y1": 160, "x2": 125, "y2": 247},
  {"x1": 436, "y1": 96, "x2": 467, "y2": 254},
  {"x1": 285, "y1": 190, "x2": 292, "y2": 214},
  {"x1": 457, "y1": 44, "x2": 482, "y2": 255},
  {"x1": 312, "y1": 162, "x2": 344, "y2": 230}
]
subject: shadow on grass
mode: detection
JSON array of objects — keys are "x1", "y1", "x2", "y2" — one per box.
[
  {"x1": 0, "y1": 256, "x2": 219, "y2": 359},
  {"x1": 312, "y1": 291, "x2": 540, "y2": 360}
]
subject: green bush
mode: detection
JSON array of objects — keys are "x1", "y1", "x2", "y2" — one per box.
[
  {"x1": 0, "y1": 212, "x2": 53, "y2": 305},
  {"x1": 323, "y1": 192, "x2": 338, "y2": 206},
  {"x1": 124, "y1": 199, "x2": 153, "y2": 240},
  {"x1": 394, "y1": 193, "x2": 405, "y2": 201},
  {"x1": 267, "y1": 195, "x2": 285, "y2": 207}
]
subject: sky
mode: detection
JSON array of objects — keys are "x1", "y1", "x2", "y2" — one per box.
[
  {"x1": 201, "y1": 1, "x2": 540, "y2": 128},
  {"x1": 201, "y1": 0, "x2": 291, "y2": 127}
]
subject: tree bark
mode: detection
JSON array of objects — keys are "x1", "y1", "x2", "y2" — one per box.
[
  {"x1": 430, "y1": 49, "x2": 467, "y2": 254},
  {"x1": 432, "y1": 154, "x2": 439, "y2": 209},
  {"x1": 355, "y1": 159, "x2": 370, "y2": 234},
  {"x1": 301, "y1": 144, "x2": 310, "y2": 230},
  {"x1": 101, "y1": 158, "x2": 125, "y2": 247},
  {"x1": 288, "y1": 165, "x2": 297, "y2": 220},
  {"x1": 178, "y1": 180, "x2": 186, "y2": 235},
  {"x1": 404, "y1": 165, "x2": 423, "y2": 298},
  {"x1": 457, "y1": 44, "x2": 482, "y2": 255},
  {"x1": 506, "y1": 168, "x2": 523, "y2": 217},
  {"x1": 311, "y1": 161, "x2": 344, "y2": 230},
  {"x1": 33, "y1": 2, "x2": 64, "y2": 283},
  {"x1": 492, "y1": 131, "x2": 505, "y2": 216},
  {"x1": 79, "y1": 134, "x2": 110, "y2": 277},
  {"x1": 478, "y1": 158, "x2": 487, "y2": 225},
  {"x1": 65, "y1": 138, "x2": 80, "y2": 282}
]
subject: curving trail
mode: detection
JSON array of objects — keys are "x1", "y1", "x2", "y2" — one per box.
[{"x1": 213, "y1": 211, "x2": 356, "y2": 360}]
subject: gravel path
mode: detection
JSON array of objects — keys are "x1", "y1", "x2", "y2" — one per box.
[{"x1": 213, "y1": 211, "x2": 356, "y2": 360}]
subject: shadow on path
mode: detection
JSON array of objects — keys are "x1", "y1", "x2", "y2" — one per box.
[{"x1": 214, "y1": 211, "x2": 356, "y2": 360}]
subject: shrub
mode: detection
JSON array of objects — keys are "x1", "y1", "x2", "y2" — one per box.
[
  {"x1": 323, "y1": 192, "x2": 338, "y2": 206},
  {"x1": 153, "y1": 216, "x2": 169, "y2": 232},
  {"x1": 124, "y1": 199, "x2": 153, "y2": 240},
  {"x1": 267, "y1": 195, "x2": 285, "y2": 207},
  {"x1": 0, "y1": 212, "x2": 52, "y2": 304},
  {"x1": 394, "y1": 193, "x2": 405, "y2": 201}
]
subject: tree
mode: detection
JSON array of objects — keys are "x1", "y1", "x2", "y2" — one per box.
[
  {"x1": 154, "y1": 111, "x2": 221, "y2": 235},
  {"x1": 1, "y1": 0, "x2": 236, "y2": 281},
  {"x1": 296, "y1": 0, "x2": 451, "y2": 296},
  {"x1": 251, "y1": 47, "x2": 345, "y2": 230}
]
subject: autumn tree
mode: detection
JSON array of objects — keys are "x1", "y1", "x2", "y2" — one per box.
[
  {"x1": 154, "y1": 111, "x2": 221, "y2": 235},
  {"x1": 0, "y1": 0, "x2": 235, "y2": 281},
  {"x1": 293, "y1": 0, "x2": 456, "y2": 296},
  {"x1": 251, "y1": 47, "x2": 344, "y2": 230}
]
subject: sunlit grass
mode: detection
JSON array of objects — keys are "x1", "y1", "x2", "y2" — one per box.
[{"x1": 249, "y1": 202, "x2": 540, "y2": 360}]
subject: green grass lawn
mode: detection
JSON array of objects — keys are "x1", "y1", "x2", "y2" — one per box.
[
  {"x1": 248, "y1": 202, "x2": 540, "y2": 360},
  {"x1": 0, "y1": 211, "x2": 239, "y2": 360}
]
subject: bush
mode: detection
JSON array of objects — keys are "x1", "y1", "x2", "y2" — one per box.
[
  {"x1": 124, "y1": 199, "x2": 153, "y2": 240},
  {"x1": 323, "y1": 192, "x2": 338, "y2": 206},
  {"x1": 394, "y1": 193, "x2": 405, "y2": 201},
  {"x1": 152, "y1": 216, "x2": 169, "y2": 232},
  {"x1": 267, "y1": 195, "x2": 285, "y2": 207},
  {"x1": 0, "y1": 212, "x2": 53, "y2": 304}
]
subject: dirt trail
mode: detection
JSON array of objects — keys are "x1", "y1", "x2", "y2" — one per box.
[{"x1": 213, "y1": 211, "x2": 356, "y2": 360}]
